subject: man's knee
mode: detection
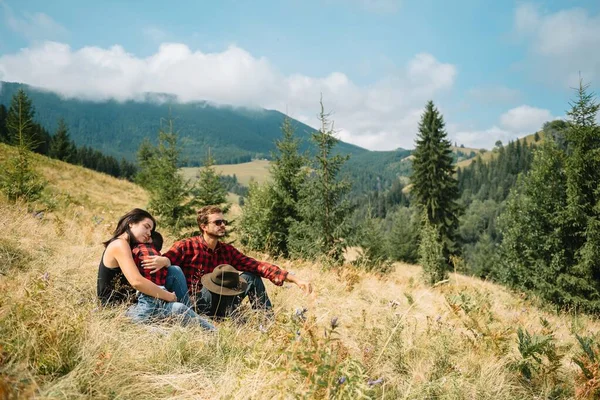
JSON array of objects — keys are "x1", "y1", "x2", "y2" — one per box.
[{"x1": 241, "y1": 272, "x2": 264, "y2": 287}]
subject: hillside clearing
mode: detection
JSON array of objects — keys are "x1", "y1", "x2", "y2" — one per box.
[{"x1": 0, "y1": 144, "x2": 597, "y2": 399}]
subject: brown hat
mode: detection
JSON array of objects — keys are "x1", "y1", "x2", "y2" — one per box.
[{"x1": 201, "y1": 264, "x2": 248, "y2": 296}]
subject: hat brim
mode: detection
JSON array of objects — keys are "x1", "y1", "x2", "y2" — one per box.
[{"x1": 201, "y1": 273, "x2": 248, "y2": 296}]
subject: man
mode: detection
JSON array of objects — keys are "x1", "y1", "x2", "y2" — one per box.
[{"x1": 143, "y1": 205, "x2": 312, "y2": 314}]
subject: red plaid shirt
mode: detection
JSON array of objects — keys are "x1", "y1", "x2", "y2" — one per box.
[
  {"x1": 132, "y1": 244, "x2": 168, "y2": 286},
  {"x1": 163, "y1": 236, "x2": 289, "y2": 294}
]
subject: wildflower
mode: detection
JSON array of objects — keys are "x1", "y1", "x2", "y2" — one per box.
[
  {"x1": 330, "y1": 317, "x2": 339, "y2": 329},
  {"x1": 294, "y1": 307, "x2": 308, "y2": 321},
  {"x1": 41, "y1": 272, "x2": 50, "y2": 282},
  {"x1": 368, "y1": 378, "x2": 383, "y2": 386},
  {"x1": 338, "y1": 376, "x2": 346, "y2": 385}
]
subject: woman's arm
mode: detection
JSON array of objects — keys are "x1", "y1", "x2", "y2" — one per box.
[{"x1": 109, "y1": 240, "x2": 176, "y2": 302}]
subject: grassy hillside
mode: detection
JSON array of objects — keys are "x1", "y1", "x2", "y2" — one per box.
[
  {"x1": 456, "y1": 132, "x2": 543, "y2": 170},
  {"x1": 1, "y1": 144, "x2": 599, "y2": 399}
]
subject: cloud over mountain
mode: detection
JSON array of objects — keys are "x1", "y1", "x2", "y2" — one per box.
[{"x1": 0, "y1": 41, "x2": 456, "y2": 150}]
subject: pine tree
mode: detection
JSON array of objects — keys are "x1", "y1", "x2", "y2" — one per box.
[
  {"x1": 0, "y1": 104, "x2": 8, "y2": 143},
  {"x1": 136, "y1": 118, "x2": 195, "y2": 234},
  {"x1": 411, "y1": 101, "x2": 460, "y2": 282},
  {"x1": 193, "y1": 149, "x2": 229, "y2": 212},
  {"x1": 6, "y1": 89, "x2": 36, "y2": 146},
  {"x1": 49, "y1": 118, "x2": 75, "y2": 162},
  {"x1": 387, "y1": 205, "x2": 420, "y2": 264},
  {"x1": 288, "y1": 100, "x2": 353, "y2": 264},
  {"x1": 498, "y1": 80, "x2": 600, "y2": 312},
  {"x1": 269, "y1": 116, "x2": 307, "y2": 255},
  {"x1": 1, "y1": 90, "x2": 45, "y2": 201},
  {"x1": 240, "y1": 116, "x2": 307, "y2": 256},
  {"x1": 239, "y1": 180, "x2": 279, "y2": 252}
]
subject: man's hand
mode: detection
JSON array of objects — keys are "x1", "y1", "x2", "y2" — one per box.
[
  {"x1": 286, "y1": 273, "x2": 313, "y2": 295},
  {"x1": 142, "y1": 255, "x2": 170, "y2": 274}
]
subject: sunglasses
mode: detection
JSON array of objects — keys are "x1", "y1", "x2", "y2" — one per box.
[{"x1": 210, "y1": 219, "x2": 228, "y2": 226}]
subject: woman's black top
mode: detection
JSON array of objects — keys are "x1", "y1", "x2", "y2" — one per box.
[{"x1": 97, "y1": 249, "x2": 135, "y2": 305}]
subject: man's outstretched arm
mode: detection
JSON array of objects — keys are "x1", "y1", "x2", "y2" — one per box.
[{"x1": 285, "y1": 272, "x2": 313, "y2": 294}]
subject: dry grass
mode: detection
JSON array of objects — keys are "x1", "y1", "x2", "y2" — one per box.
[{"x1": 0, "y1": 144, "x2": 598, "y2": 399}]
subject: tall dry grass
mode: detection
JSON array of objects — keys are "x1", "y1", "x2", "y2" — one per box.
[{"x1": 1, "y1": 144, "x2": 600, "y2": 399}]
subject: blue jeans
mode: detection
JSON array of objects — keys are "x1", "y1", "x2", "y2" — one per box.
[
  {"x1": 165, "y1": 265, "x2": 191, "y2": 307},
  {"x1": 196, "y1": 272, "x2": 272, "y2": 318},
  {"x1": 126, "y1": 266, "x2": 215, "y2": 331}
]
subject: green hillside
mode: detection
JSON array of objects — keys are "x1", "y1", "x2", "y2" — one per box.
[{"x1": 0, "y1": 81, "x2": 367, "y2": 165}]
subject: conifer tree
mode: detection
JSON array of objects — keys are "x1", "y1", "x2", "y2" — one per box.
[
  {"x1": 498, "y1": 80, "x2": 600, "y2": 312},
  {"x1": 136, "y1": 118, "x2": 194, "y2": 234},
  {"x1": 1, "y1": 90, "x2": 45, "y2": 201},
  {"x1": 193, "y1": 149, "x2": 229, "y2": 212},
  {"x1": 269, "y1": 116, "x2": 307, "y2": 255},
  {"x1": 240, "y1": 116, "x2": 307, "y2": 256},
  {"x1": 49, "y1": 118, "x2": 75, "y2": 162},
  {"x1": 6, "y1": 89, "x2": 36, "y2": 145},
  {"x1": 411, "y1": 101, "x2": 460, "y2": 282},
  {"x1": 288, "y1": 100, "x2": 353, "y2": 264},
  {"x1": 0, "y1": 104, "x2": 8, "y2": 143}
]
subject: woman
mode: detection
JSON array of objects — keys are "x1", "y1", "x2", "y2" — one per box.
[{"x1": 97, "y1": 208, "x2": 215, "y2": 330}]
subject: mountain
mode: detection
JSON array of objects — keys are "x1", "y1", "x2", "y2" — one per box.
[{"x1": 0, "y1": 81, "x2": 368, "y2": 165}]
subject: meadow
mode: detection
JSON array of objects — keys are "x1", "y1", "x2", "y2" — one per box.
[
  {"x1": 1, "y1": 143, "x2": 599, "y2": 399},
  {"x1": 180, "y1": 160, "x2": 272, "y2": 187}
]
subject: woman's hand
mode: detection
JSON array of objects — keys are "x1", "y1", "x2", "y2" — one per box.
[
  {"x1": 142, "y1": 255, "x2": 171, "y2": 274},
  {"x1": 165, "y1": 291, "x2": 177, "y2": 302}
]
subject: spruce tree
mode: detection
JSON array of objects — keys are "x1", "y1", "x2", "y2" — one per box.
[
  {"x1": 49, "y1": 118, "x2": 75, "y2": 162},
  {"x1": 411, "y1": 101, "x2": 460, "y2": 282},
  {"x1": 0, "y1": 105, "x2": 8, "y2": 143},
  {"x1": 288, "y1": 100, "x2": 353, "y2": 264},
  {"x1": 498, "y1": 80, "x2": 600, "y2": 312},
  {"x1": 193, "y1": 149, "x2": 229, "y2": 212},
  {"x1": 1, "y1": 90, "x2": 45, "y2": 201},
  {"x1": 268, "y1": 116, "x2": 307, "y2": 255},
  {"x1": 6, "y1": 89, "x2": 36, "y2": 146},
  {"x1": 136, "y1": 118, "x2": 195, "y2": 234},
  {"x1": 240, "y1": 116, "x2": 307, "y2": 256}
]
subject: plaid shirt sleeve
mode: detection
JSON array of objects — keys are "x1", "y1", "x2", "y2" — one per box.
[
  {"x1": 163, "y1": 240, "x2": 186, "y2": 267},
  {"x1": 225, "y1": 244, "x2": 289, "y2": 286},
  {"x1": 132, "y1": 244, "x2": 166, "y2": 285},
  {"x1": 163, "y1": 239, "x2": 200, "y2": 289}
]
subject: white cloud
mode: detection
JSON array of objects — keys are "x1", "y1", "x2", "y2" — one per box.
[
  {"x1": 499, "y1": 105, "x2": 553, "y2": 133},
  {"x1": 452, "y1": 126, "x2": 513, "y2": 150},
  {"x1": 1, "y1": 2, "x2": 68, "y2": 42},
  {"x1": 451, "y1": 105, "x2": 557, "y2": 149},
  {"x1": 0, "y1": 41, "x2": 456, "y2": 150},
  {"x1": 514, "y1": 3, "x2": 600, "y2": 86}
]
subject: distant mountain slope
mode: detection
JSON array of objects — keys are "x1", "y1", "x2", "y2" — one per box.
[
  {"x1": 455, "y1": 132, "x2": 543, "y2": 169},
  {"x1": 0, "y1": 81, "x2": 367, "y2": 164}
]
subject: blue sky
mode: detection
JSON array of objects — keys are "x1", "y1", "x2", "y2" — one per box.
[{"x1": 0, "y1": 0, "x2": 599, "y2": 150}]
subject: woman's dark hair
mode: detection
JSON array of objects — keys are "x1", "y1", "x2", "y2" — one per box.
[{"x1": 103, "y1": 208, "x2": 156, "y2": 248}]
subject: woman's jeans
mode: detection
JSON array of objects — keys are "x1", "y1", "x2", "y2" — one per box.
[{"x1": 126, "y1": 266, "x2": 215, "y2": 331}]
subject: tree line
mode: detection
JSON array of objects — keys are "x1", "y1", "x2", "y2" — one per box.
[{"x1": 0, "y1": 89, "x2": 137, "y2": 181}]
